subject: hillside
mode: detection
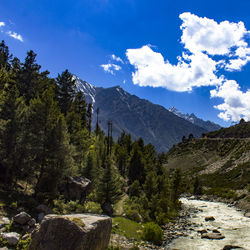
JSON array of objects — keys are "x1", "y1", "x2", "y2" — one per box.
[
  {"x1": 165, "y1": 122, "x2": 250, "y2": 208},
  {"x1": 74, "y1": 76, "x2": 208, "y2": 152},
  {"x1": 205, "y1": 120, "x2": 250, "y2": 138}
]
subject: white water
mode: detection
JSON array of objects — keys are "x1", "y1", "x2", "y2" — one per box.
[{"x1": 168, "y1": 198, "x2": 250, "y2": 250}]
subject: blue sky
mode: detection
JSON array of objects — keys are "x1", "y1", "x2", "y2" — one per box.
[{"x1": 1, "y1": 0, "x2": 250, "y2": 126}]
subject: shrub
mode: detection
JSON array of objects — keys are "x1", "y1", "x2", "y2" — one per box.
[
  {"x1": 107, "y1": 246, "x2": 121, "y2": 250},
  {"x1": 142, "y1": 222, "x2": 163, "y2": 245},
  {"x1": 53, "y1": 197, "x2": 85, "y2": 214},
  {"x1": 83, "y1": 201, "x2": 102, "y2": 214},
  {"x1": 16, "y1": 236, "x2": 31, "y2": 250}
]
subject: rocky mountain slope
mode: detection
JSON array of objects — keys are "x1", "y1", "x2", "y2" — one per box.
[
  {"x1": 74, "y1": 76, "x2": 208, "y2": 152},
  {"x1": 165, "y1": 121, "x2": 250, "y2": 208},
  {"x1": 168, "y1": 107, "x2": 221, "y2": 132}
]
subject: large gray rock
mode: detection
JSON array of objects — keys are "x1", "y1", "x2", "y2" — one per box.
[
  {"x1": 0, "y1": 216, "x2": 10, "y2": 228},
  {"x1": 244, "y1": 212, "x2": 250, "y2": 218},
  {"x1": 61, "y1": 176, "x2": 91, "y2": 202},
  {"x1": 28, "y1": 214, "x2": 112, "y2": 250},
  {"x1": 205, "y1": 216, "x2": 215, "y2": 221},
  {"x1": 201, "y1": 232, "x2": 225, "y2": 240},
  {"x1": 14, "y1": 212, "x2": 31, "y2": 225},
  {"x1": 1, "y1": 232, "x2": 20, "y2": 245},
  {"x1": 223, "y1": 245, "x2": 243, "y2": 250}
]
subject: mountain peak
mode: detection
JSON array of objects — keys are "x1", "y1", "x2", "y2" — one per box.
[
  {"x1": 168, "y1": 107, "x2": 221, "y2": 132},
  {"x1": 73, "y1": 75, "x2": 96, "y2": 104}
]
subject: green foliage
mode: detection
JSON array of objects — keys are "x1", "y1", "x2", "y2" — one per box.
[
  {"x1": 0, "y1": 236, "x2": 8, "y2": 247},
  {"x1": 193, "y1": 176, "x2": 203, "y2": 195},
  {"x1": 56, "y1": 69, "x2": 76, "y2": 115},
  {"x1": 142, "y1": 222, "x2": 163, "y2": 245},
  {"x1": 206, "y1": 121, "x2": 250, "y2": 138},
  {"x1": 107, "y1": 246, "x2": 121, "y2": 250},
  {"x1": 83, "y1": 201, "x2": 102, "y2": 214},
  {"x1": 128, "y1": 144, "x2": 145, "y2": 185},
  {"x1": 53, "y1": 197, "x2": 85, "y2": 214},
  {"x1": 112, "y1": 217, "x2": 143, "y2": 241},
  {"x1": 128, "y1": 180, "x2": 141, "y2": 197},
  {"x1": 0, "y1": 41, "x2": 183, "y2": 229},
  {"x1": 97, "y1": 157, "x2": 122, "y2": 206},
  {"x1": 200, "y1": 162, "x2": 250, "y2": 190},
  {"x1": 16, "y1": 236, "x2": 31, "y2": 250}
]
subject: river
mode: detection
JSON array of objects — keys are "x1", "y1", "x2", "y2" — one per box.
[{"x1": 167, "y1": 198, "x2": 250, "y2": 250}]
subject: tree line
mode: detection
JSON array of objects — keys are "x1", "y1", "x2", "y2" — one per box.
[{"x1": 0, "y1": 41, "x2": 183, "y2": 224}]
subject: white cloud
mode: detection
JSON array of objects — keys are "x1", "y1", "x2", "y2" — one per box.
[
  {"x1": 100, "y1": 63, "x2": 121, "y2": 75},
  {"x1": 126, "y1": 13, "x2": 250, "y2": 121},
  {"x1": 0, "y1": 22, "x2": 5, "y2": 27},
  {"x1": 111, "y1": 54, "x2": 124, "y2": 64},
  {"x1": 126, "y1": 45, "x2": 222, "y2": 92},
  {"x1": 7, "y1": 31, "x2": 23, "y2": 42},
  {"x1": 180, "y1": 12, "x2": 248, "y2": 56},
  {"x1": 211, "y1": 80, "x2": 250, "y2": 121}
]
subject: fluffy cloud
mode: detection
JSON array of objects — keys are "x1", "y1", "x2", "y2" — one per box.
[
  {"x1": 211, "y1": 80, "x2": 250, "y2": 121},
  {"x1": 126, "y1": 13, "x2": 250, "y2": 121},
  {"x1": 7, "y1": 31, "x2": 23, "y2": 42},
  {"x1": 180, "y1": 12, "x2": 248, "y2": 56},
  {"x1": 0, "y1": 22, "x2": 5, "y2": 27},
  {"x1": 100, "y1": 63, "x2": 121, "y2": 75},
  {"x1": 126, "y1": 45, "x2": 222, "y2": 91},
  {"x1": 111, "y1": 54, "x2": 124, "y2": 64}
]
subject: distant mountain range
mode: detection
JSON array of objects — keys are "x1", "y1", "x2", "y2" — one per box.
[
  {"x1": 168, "y1": 107, "x2": 221, "y2": 132},
  {"x1": 73, "y1": 76, "x2": 221, "y2": 152}
]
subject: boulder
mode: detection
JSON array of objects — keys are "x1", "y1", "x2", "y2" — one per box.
[
  {"x1": 61, "y1": 176, "x2": 91, "y2": 202},
  {"x1": 28, "y1": 214, "x2": 112, "y2": 250},
  {"x1": 244, "y1": 212, "x2": 250, "y2": 218},
  {"x1": 0, "y1": 247, "x2": 9, "y2": 250},
  {"x1": 222, "y1": 245, "x2": 243, "y2": 250},
  {"x1": 28, "y1": 218, "x2": 36, "y2": 227},
  {"x1": 212, "y1": 229, "x2": 220, "y2": 233},
  {"x1": 0, "y1": 217, "x2": 10, "y2": 228},
  {"x1": 197, "y1": 229, "x2": 207, "y2": 234},
  {"x1": 14, "y1": 212, "x2": 31, "y2": 225},
  {"x1": 205, "y1": 216, "x2": 215, "y2": 221},
  {"x1": 1, "y1": 232, "x2": 20, "y2": 245},
  {"x1": 201, "y1": 232, "x2": 225, "y2": 240}
]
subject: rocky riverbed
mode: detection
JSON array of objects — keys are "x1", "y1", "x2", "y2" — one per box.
[{"x1": 167, "y1": 197, "x2": 250, "y2": 250}]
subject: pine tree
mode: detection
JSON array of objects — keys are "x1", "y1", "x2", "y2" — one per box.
[
  {"x1": 83, "y1": 151, "x2": 95, "y2": 181},
  {"x1": 87, "y1": 103, "x2": 92, "y2": 136},
  {"x1": 97, "y1": 157, "x2": 122, "y2": 212},
  {"x1": 27, "y1": 87, "x2": 74, "y2": 200},
  {"x1": 0, "y1": 40, "x2": 12, "y2": 70},
  {"x1": 16, "y1": 50, "x2": 46, "y2": 102},
  {"x1": 128, "y1": 144, "x2": 145, "y2": 185},
  {"x1": 0, "y1": 81, "x2": 25, "y2": 186},
  {"x1": 56, "y1": 69, "x2": 76, "y2": 115}
]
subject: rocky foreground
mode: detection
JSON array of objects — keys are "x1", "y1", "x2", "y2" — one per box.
[
  {"x1": 1, "y1": 197, "x2": 249, "y2": 250},
  {"x1": 0, "y1": 209, "x2": 111, "y2": 250}
]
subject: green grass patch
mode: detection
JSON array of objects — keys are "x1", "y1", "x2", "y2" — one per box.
[
  {"x1": 200, "y1": 162, "x2": 250, "y2": 190},
  {"x1": 112, "y1": 217, "x2": 143, "y2": 241}
]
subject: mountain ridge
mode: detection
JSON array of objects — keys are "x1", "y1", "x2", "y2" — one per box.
[
  {"x1": 168, "y1": 106, "x2": 221, "y2": 132},
  {"x1": 74, "y1": 76, "x2": 210, "y2": 152}
]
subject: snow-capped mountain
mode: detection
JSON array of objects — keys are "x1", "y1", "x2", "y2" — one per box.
[
  {"x1": 168, "y1": 107, "x2": 221, "y2": 132},
  {"x1": 73, "y1": 75, "x2": 97, "y2": 104},
  {"x1": 73, "y1": 76, "x2": 211, "y2": 151}
]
